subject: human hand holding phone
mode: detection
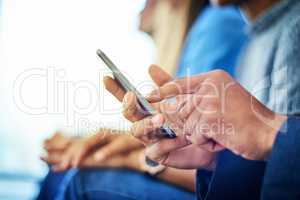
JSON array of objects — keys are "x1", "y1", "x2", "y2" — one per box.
[{"x1": 97, "y1": 50, "x2": 176, "y2": 139}]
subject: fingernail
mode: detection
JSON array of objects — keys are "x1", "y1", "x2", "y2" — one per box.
[
  {"x1": 185, "y1": 134, "x2": 192, "y2": 142},
  {"x1": 95, "y1": 153, "x2": 106, "y2": 161},
  {"x1": 123, "y1": 93, "x2": 132, "y2": 109},
  {"x1": 146, "y1": 92, "x2": 159, "y2": 101},
  {"x1": 123, "y1": 95, "x2": 128, "y2": 108},
  {"x1": 145, "y1": 93, "x2": 153, "y2": 99}
]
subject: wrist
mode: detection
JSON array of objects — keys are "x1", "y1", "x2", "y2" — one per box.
[
  {"x1": 138, "y1": 150, "x2": 167, "y2": 175},
  {"x1": 125, "y1": 149, "x2": 146, "y2": 172}
]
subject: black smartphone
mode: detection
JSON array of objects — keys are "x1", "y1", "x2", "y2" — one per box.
[{"x1": 97, "y1": 49, "x2": 176, "y2": 139}]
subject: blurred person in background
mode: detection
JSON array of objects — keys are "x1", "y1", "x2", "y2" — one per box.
[
  {"x1": 113, "y1": 0, "x2": 300, "y2": 199},
  {"x1": 120, "y1": 67, "x2": 300, "y2": 200},
  {"x1": 191, "y1": 0, "x2": 300, "y2": 199},
  {"x1": 37, "y1": 0, "x2": 247, "y2": 199}
]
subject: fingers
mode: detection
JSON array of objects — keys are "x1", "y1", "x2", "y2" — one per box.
[
  {"x1": 175, "y1": 82, "x2": 217, "y2": 125},
  {"x1": 51, "y1": 155, "x2": 71, "y2": 172},
  {"x1": 146, "y1": 81, "x2": 183, "y2": 103},
  {"x1": 40, "y1": 153, "x2": 62, "y2": 165},
  {"x1": 104, "y1": 65, "x2": 172, "y2": 103},
  {"x1": 163, "y1": 145, "x2": 217, "y2": 169},
  {"x1": 123, "y1": 92, "x2": 148, "y2": 121},
  {"x1": 103, "y1": 76, "x2": 126, "y2": 102},
  {"x1": 145, "y1": 135, "x2": 190, "y2": 164},
  {"x1": 159, "y1": 99, "x2": 186, "y2": 129},
  {"x1": 131, "y1": 114, "x2": 165, "y2": 144},
  {"x1": 70, "y1": 146, "x2": 89, "y2": 168},
  {"x1": 44, "y1": 133, "x2": 71, "y2": 152},
  {"x1": 148, "y1": 65, "x2": 173, "y2": 86},
  {"x1": 186, "y1": 133, "x2": 225, "y2": 152},
  {"x1": 93, "y1": 135, "x2": 140, "y2": 161},
  {"x1": 45, "y1": 139, "x2": 90, "y2": 172},
  {"x1": 147, "y1": 74, "x2": 209, "y2": 103}
]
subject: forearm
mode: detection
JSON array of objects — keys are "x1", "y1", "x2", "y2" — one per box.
[{"x1": 157, "y1": 168, "x2": 196, "y2": 192}]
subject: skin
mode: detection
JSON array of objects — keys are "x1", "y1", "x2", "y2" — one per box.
[
  {"x1": 122, "y1": 67, "x2": 287, "y2": 169},
  {"x1": 42, "y1": 131, "x2": 143, "y2": 171},
  {"x1": 42, "y1": 133, "x2": 196, "y2": 191},
  {"x1": 120, "y1": 66, "x2": 218, "y2": 170},
  {"x1": 210, "y1": 0, "x2": 280, "y2": 21},
  {"x1": 41, "y1": 65, "x2": 197, "y2": 192},
  {"x1": 42, "y1": 133, "x2": 144, "y2": 170},
  {"x1": 139, "y1": 0, "x2": 157, "y2": 35}
]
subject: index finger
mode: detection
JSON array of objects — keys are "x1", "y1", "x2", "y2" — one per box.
[
  {"x1": 130, "y1": 114, "x2": 165, "y2": 144},
  {"x1": 103, "y1": 76, "x2": 126, "y2": 102},
  {"x1": 103, "y1": 65, "x2": 172, "y2": 102},
  {"x1": 148, "y1": 64, "x2": 173, "y2": 86},
  {"x1": 146, "y1": 74, "x2": 209, "y2": 102}
]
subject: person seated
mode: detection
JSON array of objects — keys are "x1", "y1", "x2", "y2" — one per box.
[
  {"x1": 37, "y1": 0, "x2": 248, "y2": 199},
  {"x1": 102, "y1": 0, "x2": 300, "y2": 199},
  {"x1": 122, "y1": 68, "x2": 300, "y2": 200}
]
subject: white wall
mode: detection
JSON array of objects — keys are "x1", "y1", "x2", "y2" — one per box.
[{"x1": 0, "y1": 0, "x2": 155, "y2": 177}]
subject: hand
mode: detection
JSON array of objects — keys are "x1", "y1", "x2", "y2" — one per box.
[
  {"x1": 79, "y1": 148, "x2": 147, "y2": 172},
  {"x1": 104, "y1": 64, "x2": 175, "y2": 121},
  {"x1": 147, "y1": 70, "x2": 287, "y2": 160},
  {"x1": 43, "y1": 132, "x2": 72, "y2": 152},
  {"x1": 42, "y1": 65, "x2": 177, "y2": 171},
  {"x1": 42, "y1": 132, "x2": 72, "y2": 170},
  {"x1": 123, "y1": 93, "x2": 217, "y2": 169},
  {"x1": 42, "y1": 130, "x2": 143, "y2": 172},
  {"x1": 118, "y1": 66, "x2": 218, "y2": 170}
]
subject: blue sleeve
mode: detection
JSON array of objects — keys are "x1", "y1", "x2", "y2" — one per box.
[
  {"x1": 177, "y1": 6, "x2": 248, "y2": 78},
  {"x1": 196, "y1": 151, "x2": 266, "y2": 200},
  {"x1": 262, "y1": 117, "x2": 300, "y2": 200}
]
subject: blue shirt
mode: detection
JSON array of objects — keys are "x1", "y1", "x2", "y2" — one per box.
[
  {"x1": 174, "y1": 6, "x2": 248, "y2": 200},
  {"x1": 176, "y1": 5, "x2": 248, "y2": 78},
  {"x1": 197, "y1": 1, "x2": 300, "y2": 200},
  {"x1": 237, "y1": 0, "x2": 300, "y2": 114}
]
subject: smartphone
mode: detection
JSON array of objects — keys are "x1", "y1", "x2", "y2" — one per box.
[{"x1": 97, "y1": 49, "x2": 176, "y2": 139}]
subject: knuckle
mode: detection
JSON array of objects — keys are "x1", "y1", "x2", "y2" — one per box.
[
  {"x1": 130, "y1": 123, "x2": 139, "y2": 137},
  {"x1": 212, "y1": 69, "x2": 227, "y2": 77},
  {"x1": 123, "y1": 109, "x2": 134, "y2": 121}
]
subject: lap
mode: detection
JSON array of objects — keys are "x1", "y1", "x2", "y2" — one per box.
[{"x1": 64, "y1": 168, "x2": 195, "y2": 200}]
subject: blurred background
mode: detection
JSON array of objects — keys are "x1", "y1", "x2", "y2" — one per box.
[{"x1": 0, "y1": 0, "x2": 155, "y2": 199}]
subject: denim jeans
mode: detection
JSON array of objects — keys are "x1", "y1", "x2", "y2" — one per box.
[
  {"x1": 64, "y1": 168, "x2": 195, "y2": 200},
  {"x1": 37, "y1": 169, "x2": 78, "y2": 200}
]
